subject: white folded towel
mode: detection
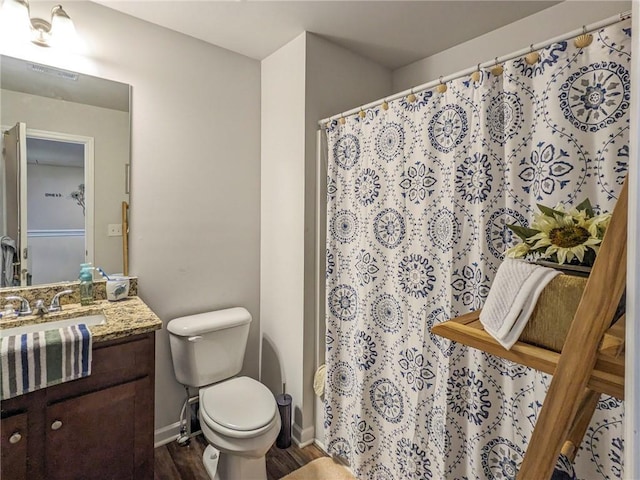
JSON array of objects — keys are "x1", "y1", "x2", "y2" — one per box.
[{"x1": 480, "y1": 259, "x2": 561, "y2": 350}]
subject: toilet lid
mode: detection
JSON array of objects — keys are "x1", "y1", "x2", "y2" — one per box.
[{"x1": 200, "y1": 377, "x2": 277, "y2": 431}]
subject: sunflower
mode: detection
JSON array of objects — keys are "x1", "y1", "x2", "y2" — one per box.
[
  {"x1": 528, "y1": 209, "x2": 603, "y2": 265},
  {"x1": 505, "y1": 242, "x2": 531, "y2": 259},
  {"x1": 505, "y1": 199, "x2": 611, "y2": 266}
]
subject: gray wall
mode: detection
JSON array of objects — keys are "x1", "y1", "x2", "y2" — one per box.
[
  {"x1": 624, "y1": 2, "x2": 639, "y2": 476},
  {"x1": 103, "y1": 6, "x2": 261, "y2": 436},
  {"x1": 393, "y1": 1, "x2": 631, "y2": 91},
  {"x1": 261, "y1": 31, "x2": 392, "y2": 446},
  {"x1": 260, "y1": 33, "x2": 308, "y2": 442},
  {"x1": 1, "y1": 89, "x2": 129, "y2": 276},
  {"x1": 26, "y1": 163, "x2": 85, "y2": 284},
  {"x1": 27, "y1": 164, "x2": 84, "y2": 231},
  {"x1": 1, "y1": 1, "x2": 262, "y2": 439}
]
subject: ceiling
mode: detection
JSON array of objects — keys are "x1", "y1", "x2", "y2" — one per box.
[{"x1": 96, "y1": 1, "x2": 562, "y2": 70}]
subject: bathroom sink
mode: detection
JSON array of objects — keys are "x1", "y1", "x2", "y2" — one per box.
[{"x1": 0, "y1": 313, "x2": 106, "y2": 337}]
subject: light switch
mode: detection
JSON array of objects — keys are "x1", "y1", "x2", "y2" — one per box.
[{"x1": 108, "y1": 224, "x2": 122, "y2": 236}]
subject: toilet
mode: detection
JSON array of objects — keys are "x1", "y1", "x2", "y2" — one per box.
[{"x1": 167, "y1": 307, "x2": 281, "y2": 480}]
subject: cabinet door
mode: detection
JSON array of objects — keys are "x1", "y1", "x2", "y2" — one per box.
[
  {"x1": 1, "y1": 412, "x2": 28, "y2": 480},
  {"x1": 45, "y1": 381, "x2": 139, "y2": 480}
]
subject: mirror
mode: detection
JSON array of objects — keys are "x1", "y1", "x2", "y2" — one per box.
[{"x1": 0, "y1": 55, "x2": 131, "y2": 287}]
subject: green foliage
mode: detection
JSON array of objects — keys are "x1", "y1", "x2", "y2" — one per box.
[
  {"x1": 535, "y1": 204, "x2": 565, "y2": 218},
  {"x1": 574, "y1": 198, "x2": 595, "y2": 217},
  {"x1": 506, "y1": 224, "x2": 539, "y2": 241}
]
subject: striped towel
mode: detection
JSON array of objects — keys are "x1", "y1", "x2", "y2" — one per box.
[{"x1": 1, "y1": 324, "x2": 92, "y2": 400}]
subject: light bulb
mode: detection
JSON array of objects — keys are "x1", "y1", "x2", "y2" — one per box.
[
  {"x1": 49, "y1": 4, "x2": 76, "y2": 48},
  {"x1": 0, "y1": 0, "x2": 32, "y2": 44}
]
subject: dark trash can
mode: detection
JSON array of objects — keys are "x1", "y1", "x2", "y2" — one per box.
[{"x1": 276, "y1": 393, "x2": 292, "y2": 449}]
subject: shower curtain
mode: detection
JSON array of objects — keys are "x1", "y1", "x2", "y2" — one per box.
[{"x1": 324, "y1": 20, "x2": 630, "y2": 480}]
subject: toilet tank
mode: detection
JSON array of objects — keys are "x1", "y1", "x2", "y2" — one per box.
[{"x1": 167, "y1": 307, "x2": 251, "y2": 387}]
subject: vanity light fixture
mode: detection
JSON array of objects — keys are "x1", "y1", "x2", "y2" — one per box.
[{"x1": 1, "y1": 0, "x2": 77, "y2": 48}]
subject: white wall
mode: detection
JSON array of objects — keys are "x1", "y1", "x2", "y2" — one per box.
[
  {"x1": 625, "y1": 1, "x2": 639, "y2": 477},
  {"x1": 1, "y1": 1, "x2": 262, "y2": 439},
  {"x1": 260, "y1": 33, "x2": 308, "y2": 442},
  {"x1": 0, "y1": 139, "x2": 4, "y2": 234},
  {"x1": 393, "y1": 1, "x2": 631, "y2": 91},
  {"x1": 26, "y1": 163, "x2": 85, "y2": 284},
  {"x1": 28, "y1": 236, "x2": 85, "y2": 284},
  {"x1": 1, "y1": 89, "x2": 128, "y2": 276},
  {"x1": 261, "y1": 31, "x2": 392, "y2": 446},
  {"x1": 27, "y1": 164, "x2": 84, "y2": 230}
]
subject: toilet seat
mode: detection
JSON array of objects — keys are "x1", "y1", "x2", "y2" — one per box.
[{"x1": 200, "y1": 376, "x2": 278, "y2": 439}]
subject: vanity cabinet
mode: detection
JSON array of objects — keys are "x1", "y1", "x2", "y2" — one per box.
[
  {"x1": 0, "y1": 332, "x2": 155, "y2": 480},
  {"x1": 1, "y1": 411, "x2": 28, "y2": 479}
]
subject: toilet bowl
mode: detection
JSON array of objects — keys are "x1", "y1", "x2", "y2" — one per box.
[
  {"x1": 167, "y1": 308, "x2": 281, "y2": 480},
  {"x1": 199, "y1": 376, "x2": 281, "y2": 480}
]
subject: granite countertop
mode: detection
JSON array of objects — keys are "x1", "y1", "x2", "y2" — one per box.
[{"x1": 0, "y1": 296, "x2": 162, "y2": 343}]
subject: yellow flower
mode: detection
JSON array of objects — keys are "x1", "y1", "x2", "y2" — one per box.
[
  {"x1": 505, "y1": 199, "x2": 610, "y2": 266},
  {"x1": 528, "y1": 212, "x2": 601, "y2": 264},
  {"x1": 530, "y1": 211, "x2": 558, "y2": 232},
  {"x1": 585, "y1": 212, "x2": 611, "y2": 237},
  {"x1": 505, "y1": 242, "x2": 531, "y2": 259}
]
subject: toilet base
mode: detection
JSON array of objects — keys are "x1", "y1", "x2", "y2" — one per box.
[
  {"x1": 203, "y1": 445, "x2": 221, "y2": 480},
  {"x1": 202, "y1": 444, "x2": 267, "y2": 480}
]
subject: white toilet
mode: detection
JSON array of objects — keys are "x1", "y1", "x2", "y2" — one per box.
[{"x1": 167, "y1": 307, "x2": 281, "y2": 480}]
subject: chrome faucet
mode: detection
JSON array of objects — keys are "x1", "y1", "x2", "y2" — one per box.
[
  {"x1": 49, "y1": 289, "x2": 74, "y2": 312},
  {"x1": 4, "y1": 295, "x2": 32, "y2": 316},
  {"x1": 33, "y1": 299, "x2": 48, "y2": 317}
]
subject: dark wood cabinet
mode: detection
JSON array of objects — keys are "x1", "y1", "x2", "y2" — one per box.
[
  {"x1": 1, "y1": 411, "x2": 28, "y2": 480},
  {"x1": 1, "y1": 333, "x2": 155, "y2": 480}
]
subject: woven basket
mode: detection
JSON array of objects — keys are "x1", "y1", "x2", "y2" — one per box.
[{"x1": 519, "y1": 275, "x2": 588, "y2": 353}]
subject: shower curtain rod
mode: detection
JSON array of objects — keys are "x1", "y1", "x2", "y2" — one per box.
[{"x1": 318, "y1": 10, "x2": 632, "y2": 127}]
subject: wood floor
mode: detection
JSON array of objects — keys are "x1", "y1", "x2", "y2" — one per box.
[{"x1": 154, "y1": 434, "x2": 327, "y2": 480}]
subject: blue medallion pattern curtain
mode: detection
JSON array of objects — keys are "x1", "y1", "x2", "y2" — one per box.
[{"x1": 324, "y1": 20, "x2": 630, "y2": 480}]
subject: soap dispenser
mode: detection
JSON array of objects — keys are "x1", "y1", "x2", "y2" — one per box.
[{"x1": 79, "y1": 263, "x2": 94, "y2": 306}]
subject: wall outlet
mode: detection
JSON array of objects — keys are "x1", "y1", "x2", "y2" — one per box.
[{"x1": 108, "y1": 223, "x2": 122, "y2": 236}]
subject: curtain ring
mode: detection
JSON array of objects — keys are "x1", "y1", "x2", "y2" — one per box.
[
  {"x1": 491, "y1": 57, "x2": 504, "y2": 76},
  {"x1": 407, "y1": 88, "x2": 417, "y2": 103},
  {"x1": 470, "y1": 64, "x2": 482, "y2": 83},
  {"x1": 574, "y1": 25, "x2": 593, "y2": 48},
  {"x1": 381, "y1": 99, "x2": 389, "y2": 111},
  {"x1": 525, "y1": 44, "x2": 540, "y2": 65},
  {"x1": 359, "y1": 107, "x2": 366, "y2": 119},
  {"x1": 436, "y1": 76, "x2": 447, "y2": 93}
]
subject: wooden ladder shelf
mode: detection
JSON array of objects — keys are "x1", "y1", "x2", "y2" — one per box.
[{"x1": 432, "y1": 180, "x2": 628, "y2": 480}]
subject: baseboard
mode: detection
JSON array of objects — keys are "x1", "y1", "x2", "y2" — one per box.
[
  {"x1": 154, "y1": 421, "x2": 181, "y2": 448},
  {"x1": 313, "y1": 438, "x2": 327, "y2": 453},
  {"x1": 292, "y1": 423, "x2": 315, "y2": 447},
  {"x1": 158, "y1": 420, "x2": 319, "y2": 450}
]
